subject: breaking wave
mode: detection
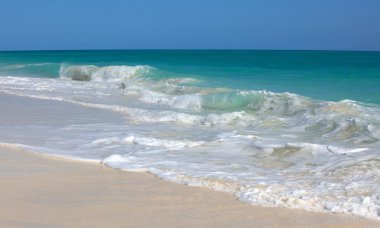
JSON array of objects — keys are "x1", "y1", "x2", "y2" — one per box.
[
  {"x1": 1, "y1": 63, "x2": 380, "y2": 220},
  {"x1": 59, "y1": 64, "x2": 154, "y2": 82}
]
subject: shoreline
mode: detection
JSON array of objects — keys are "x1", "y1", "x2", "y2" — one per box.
[{"x1": 1, "y1": 144, "x2": 379, "y2": 227}]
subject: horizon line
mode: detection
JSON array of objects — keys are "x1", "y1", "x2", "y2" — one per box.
[{"x1": 0, "y1": 48, "x2": 379, "y2": 53}]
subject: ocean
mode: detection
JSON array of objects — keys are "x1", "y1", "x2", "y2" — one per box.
[{"x1": 0, "y1": 50, "x2": 380, "y2": 219}]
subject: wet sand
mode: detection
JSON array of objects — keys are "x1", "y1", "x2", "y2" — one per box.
[{"x1": 0, "y1": 144, "x2": 379, "y2": 227}]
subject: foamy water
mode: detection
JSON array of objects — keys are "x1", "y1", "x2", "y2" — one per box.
[{"x1": 1, "y1": 59, "x2": 380, "y2": 219}]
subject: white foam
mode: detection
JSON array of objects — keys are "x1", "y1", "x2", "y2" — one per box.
[
  {"x1": 1, "y1": 70, "x2": 380, "y2": 220},
  {"x1": 59, "y1": 64, "x2": 153, "y2": 82},
  {"x1": 92, "y1": 135, "x2": 204, "y2": 149}
]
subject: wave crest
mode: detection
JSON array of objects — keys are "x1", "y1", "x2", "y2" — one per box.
[{"x1": 59, "y1": 64, "x2": 153, "y2": 82}]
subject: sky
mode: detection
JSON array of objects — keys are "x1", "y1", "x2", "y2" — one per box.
[{"x1": 0, "y1": 0, "x2": 379, "y2": 51}]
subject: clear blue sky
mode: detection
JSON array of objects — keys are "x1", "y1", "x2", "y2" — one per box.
[{"x1": 0, "y1": 0, "x2": 379, "y2": 51}]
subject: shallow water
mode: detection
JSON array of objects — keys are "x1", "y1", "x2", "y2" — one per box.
[{"x1": 0, "y1": 50, "x2": 380, "y2": 219}]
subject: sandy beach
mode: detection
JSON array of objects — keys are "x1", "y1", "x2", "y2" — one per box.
[
  {"x1": 0, "y1": 145, "x2": 379, "y2": 227},
  {"x1": 1, "y1": 0, "x2": 380, "y2": 226}
]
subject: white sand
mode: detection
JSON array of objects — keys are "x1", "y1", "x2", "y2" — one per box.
[{"x1": 0, "y1": 145, "x2": 379, "y2": 227}]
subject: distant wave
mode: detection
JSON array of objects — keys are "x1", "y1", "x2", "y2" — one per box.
[{"x1": 0, "y1": 63, "x2": 56, "y2": 69}]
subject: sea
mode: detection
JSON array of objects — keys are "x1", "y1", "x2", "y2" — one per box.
[{"x1": 0, "y1": 50, "x2": 380, "y2": 219}]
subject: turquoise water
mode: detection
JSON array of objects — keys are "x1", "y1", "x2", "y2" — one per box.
[
  {"x1": 1, "y1": 50, "x2": 380, "y2": 219},
  {"x1": 0, "y1": 50, "x2": 379, "y2": 104}
]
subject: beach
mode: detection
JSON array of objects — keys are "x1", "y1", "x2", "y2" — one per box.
[
  {"x1": 1, "y1": 145, "x2": 379, "y2": 227},
  {"x1": 1, "y1": 50, "x2": 380, "y2": 224},
  {"x1": 1, "y1": 0, "x2": 380, "y2": 225}
]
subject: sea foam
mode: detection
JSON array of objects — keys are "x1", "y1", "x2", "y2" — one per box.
[{"x1": 1, "y1": 64, "x2": 380, "y2": 220}]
